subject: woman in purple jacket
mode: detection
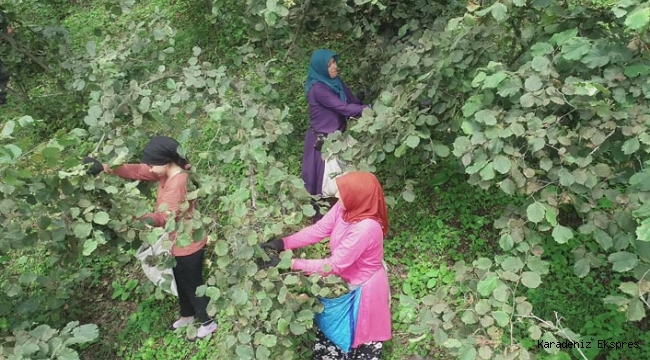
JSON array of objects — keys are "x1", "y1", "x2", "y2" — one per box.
[{"x1": 302, "y1": 49, "x2": 370, "y2": 221}]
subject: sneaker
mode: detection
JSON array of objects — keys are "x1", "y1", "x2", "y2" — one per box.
[
  {"x1": 187, "y1": 321, "x2": 218, "y2": 341},
  {"x1": 169, "y1": 316, "x2": 194, "y2": 330}
]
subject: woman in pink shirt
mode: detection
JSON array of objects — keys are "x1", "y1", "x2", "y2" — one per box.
[
  {"x1": 85, "y1": 136, "x2": 217, "y2": 341},
  {"x1": 261, "y1": 172, "x2": 392, "y2": 359}
]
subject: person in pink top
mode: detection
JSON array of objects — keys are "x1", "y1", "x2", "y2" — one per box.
[
  {"x1": 261, "y1": 172, "x2": 392, "y2": 359},
  {"x1": 84, "y1": 136, "x2": 217, "y2": 341}
]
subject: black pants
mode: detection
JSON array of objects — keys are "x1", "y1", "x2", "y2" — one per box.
[
  {"x1": 173, "y1": 249, "x2": 211, "y2": 324},
  {"x1": 0, "y1": 63, "x2": 8, "y2": 104},
  {"x1": 312, "y1": 329, "x2": 383, "y2": 360}
]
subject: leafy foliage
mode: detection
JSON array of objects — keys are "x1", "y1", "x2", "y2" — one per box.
[{"x1": 4, "y1": 0, "x2": 650, "y2": 358}]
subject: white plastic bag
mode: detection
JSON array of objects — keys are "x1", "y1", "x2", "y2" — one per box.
[
  {"x1": 322, "y1": 156, "x2": 346, "y2": 197},
  {"x1": 135, "y1": 233, "x2": 178, "y2": 297}
]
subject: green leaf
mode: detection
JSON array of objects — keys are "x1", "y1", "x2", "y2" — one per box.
[
  {"x1": 474, "y1": 110, "x2": 497, "y2": 125},
  {"x1": 74, "y1": 223, "x2": 93, "y2": 239},
  {"x1": 67, "y1": 323, "x2": 99, "y2": 345},
  {"x1": 402, "y1": 188, "x2": 416, "y2": 202},
  {"x1": 302, "y1": 204, "x2": 316, "y2": 217},
  {"x1": 581, "y1": 43, "x2": 611, "y2": 69},
  {"x1": 259, "y1": 334, "x2": 277, "y2": 347},
  {"x1": 405, "y1": 135, "x2": 420, "y2": 148},
  {"x1": 499, "y1": 234, "x2": 514, "y2": 251},
  {"x1": 594, "y1": 229, "x2": 613, "y2": 250},
  {"x1": 625, "y1": 8, "x2": 650, "y2": 30},
  {"x1": 215, "y1": 240, "x2": 228, "y2": 256},
  {"x1": 477, "y1": 274, "x2": 498, "y2": 297},
  {"x1": 627, "y1": 297, "x2": 646, "y2": 321},
  {"x1": 501, "y1": 256, "x2": 524, "y2": 272},
  {"x1": 550, "y1": 28, "x2": 578, "y2": 46},
  {"x1": 636, "y1": 218, "x2": 650, "y2": 242},
  {"x1": 283, "y1": 275, "x2": 299, "y2": 285},
  {"x1": 2, "y1": 120, "x2": 15, "y2": 138},
  {"x1": 608, "y1": 251, "x2": 639, "y2": 272},
  {"x1": 499, "y1": 178, "x2": 516, "y2": 195},
  {"x1": 289, "y1": 322, "x2": 307, "y2": 335},
  {"x1": 493, "y1": 155, "x2": 511, "y2": 174},
  {"x1": 461, "y1": 311, "x2": 477, "y2": 325},
  {"x1": 83, "y1": 239, "x2": 98, "y2": 256},
  {"x1": 520, "y1": 271, "x2": 542, "y2": 288},
  {"x1": 459, "y1": 346, "x2": 478, "y2": 360},
  {"x1": 561, "y1": 38, "x2": 591, "y2": 60},
  {"x1": 524, "y1": 75, "x2": 543, "y2": 92},
  {"x1": 574, "y1": 258, "x2": 590, "y2": 278},
  {"x1": 529, "y1": 325, "x2": 542, "y2": 340},
  {"x1": 462, "y1": 95, "x2": 484, "y2": 117},
  {"x1": 432, "y1": 142, "x2": 450, "y2": 157},
  {"x1": 491, "y1": 311, "x2": 510, "y2": 327},
  {"x1": 530, "y1": 42, "x2": 554, "y2": 56},
  {"x1": 551, "y1": 225, "x2": 573, "y2": 244},
  {"x1": 619, "y1": 282, "x2": 638, "y2": 296},
  {"x1": 235, "y1": 345, "x2": 255, "y2": 359},
  {"x1": 520, "y1": 93, "x2": 535, "y2": 108},
  {"x1": 526, "y1": 202, "x2": 546, "y2": 223},
  {"x1": 232, "y1": 288, "x2": 248, "y2": 305},
  {"x1": 540, "y1": 157, "x2": 553, "y2": 171},
  {"x1": 475, "y1": 300, "x2": 491, "y2": 315},
  {"x1": 622, "y1": 137, "x2": 640, "y2": 155},
  {"x1": 491, "y1": 3, "x2": 508, "y2": 22},
  {"x1": 531, "y1": 56, "x2": 551, "y2": 72},
  {"x1": 483, "y1": 72, "x2": 508, "y2": 89},
  {"x1": 479, "y1": 163, "x2": 495, "y2": 181},
  {"x1": 93, "y1": 211, "x2": 110, "y2": 225},
  {"x1": 474, "y1": 258, "x2": 492, "y2": 270}
]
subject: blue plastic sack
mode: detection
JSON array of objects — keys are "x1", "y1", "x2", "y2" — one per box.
[{"x1": 314, "y1": 287, "x2": 362, "y2": 354}]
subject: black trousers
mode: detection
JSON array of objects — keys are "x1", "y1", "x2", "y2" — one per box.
[
  {"x1": 312, "y1": 329, "x2": 383, "y2": 360},
  {"x1": 0, "y1": 63, "x2": 8, "y2": 104},
  {"x1": 173, "y1": 249, "x2": 211, "y2": 324}
]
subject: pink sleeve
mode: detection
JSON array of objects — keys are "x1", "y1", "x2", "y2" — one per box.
[
  {"x1": 282, "y1": 203, "x2": 341, "y2": 250},
  {"x1": 105, "y1": 164, "x2": 158, "y2": 181},
  {"x1": 291, "y1": 222, "x2": 374, "y2": 275}
]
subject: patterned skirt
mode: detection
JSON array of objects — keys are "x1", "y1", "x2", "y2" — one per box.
[{"x1": 312, "y1": 329, "x2": 383, "y2": 360}]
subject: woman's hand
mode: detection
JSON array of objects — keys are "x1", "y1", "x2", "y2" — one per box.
[
  {"x1": 83, "y1": 156, "x2": 104, "y2": 176},
  {"x1": 260, "y1": 237, "x2": 285, "y2": 253}
]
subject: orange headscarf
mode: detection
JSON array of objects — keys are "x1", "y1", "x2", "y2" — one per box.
[{"x1": 335, "y1": 172, "x2": 389, "y2": 235}]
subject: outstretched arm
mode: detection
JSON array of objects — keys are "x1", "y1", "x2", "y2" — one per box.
[
  {"x1": 313, "y1": 84, "x2": 368, "y2": 118},
  {"x1": 104, "y1": 164, "x2": 158, "y2": 182},
  {"x1": 291, "y1": 224, "x2": 373, "y2": 276},
  {"x1": 282, "y1": 202, "x2": 342, "y2": 250}
]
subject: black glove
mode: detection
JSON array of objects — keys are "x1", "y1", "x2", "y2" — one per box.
[
  {"x1": 259, "y1": 253, "x2": 281, "y2": 270},
  {"x1": 260, "y1": 237, "x2": 284, "y2": 253},
  {"x1": 83, "y1": 156, "x2": 104, "y2": 176}
]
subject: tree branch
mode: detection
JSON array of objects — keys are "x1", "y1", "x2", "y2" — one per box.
[
  {"x1": 588, "y1": 129, "x2": 616, "y2": 156},
  {"x1": 0, "y1": 32, "x2": 50, "y2": 73},
  {"x1": 249, "y1": 163, "x2": 257, "y2": 210},
  {"x1": 283, "y1": 0, "x2": 312, "y2": 61}
]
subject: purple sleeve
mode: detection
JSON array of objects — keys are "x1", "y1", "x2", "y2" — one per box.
[
  {"x1": 313, "y1": 84, "x2": 367, "y2": 118},
  {"x1": 342, "y1": 81, "x2": 362, "y2": 105},
  {"x1": 291, "y1": 223, "x2": 372, "y2": 276},
  {"x1": 282, "y1": 203, "x2": 341, "y2": 250}
]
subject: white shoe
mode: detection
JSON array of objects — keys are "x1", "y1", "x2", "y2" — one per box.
[
  {"x1": 195, "y1": 321, "x2": 218, "y2": 339},
  {"x1": 170, "y1": 316, "x2": 194, "y2": 330}
]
